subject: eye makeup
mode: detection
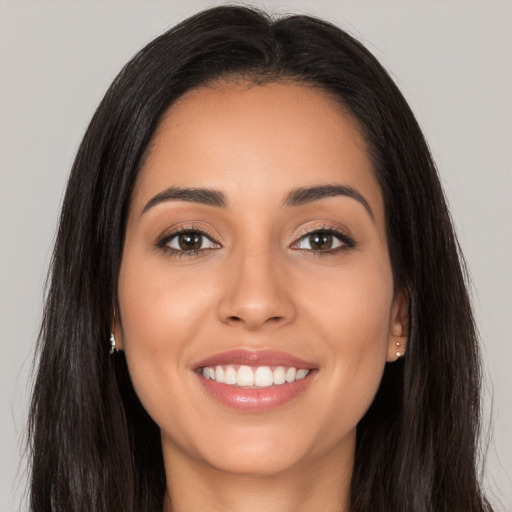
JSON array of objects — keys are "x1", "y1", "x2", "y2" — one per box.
[
  {"x1": 290, "y1": 223, "x2": 356, "y2": 255},
  {"x1": 155, "y1": 220, "x2": 357, "y2": 259},
  {"x1": 156, "y1": 223, "x2": 221, "y2": 257}
]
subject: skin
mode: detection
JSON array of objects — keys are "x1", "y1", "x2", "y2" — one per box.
[{"x1": 115, "y1": 82, "x2": 408, "y2": 512}]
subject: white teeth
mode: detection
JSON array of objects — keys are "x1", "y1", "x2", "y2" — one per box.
[
  {"x1": 273, "y1": 366, "x2": 286, "y2": 385},
  {"x1": 237, "y1": 365, "x2": 255, "y2": 386},
  {"x1": 254, "y1": 366, "x2": 273, "y2": 387},
  {"x1": 285, "y1": 367, "x2": 296, "y2": 383},
  {"x1": 225, "y1": 365, "x2": 237, "y2": 385},
  {"x1": 215, "y1": 365, "x2": 225, "y2": 383},
  {"x1": 296, "y1": 369, "x2": 309, "y2": 380},
  {"x1": 201, "y1": 364, "x2": 311, "y2": 388}
]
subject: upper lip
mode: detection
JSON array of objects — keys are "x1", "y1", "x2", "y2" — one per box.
[{"x1": 193, "y1": 349, "x2": 315, "y2": 370}]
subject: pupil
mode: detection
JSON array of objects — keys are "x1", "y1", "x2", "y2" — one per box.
[
  {"x1": 310, "y1": 232, "x2": 332, "y2": 250},
  {"x1": 178, "y1": 233, "x2": 202, "y2": 251}
]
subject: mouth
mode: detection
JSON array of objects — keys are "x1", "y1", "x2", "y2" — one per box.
[
  {"x1": 200, "y1": 364, "x2": 310, "y2": 388},
  {"x1": 193, "y1": 349, "x2": 317, "y2": 411}
]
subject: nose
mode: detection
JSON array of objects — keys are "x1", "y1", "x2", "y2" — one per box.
[{"x1": 217, "y1": 247, "x2": 296, "y2": 331}]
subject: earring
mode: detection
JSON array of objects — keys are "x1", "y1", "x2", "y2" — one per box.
[
  {"x1": 110, "y1": 333, "x2": 118, "y2": 354},
  {"x1": 396, "y1": 341, "x2": 403, "y2": 358}
]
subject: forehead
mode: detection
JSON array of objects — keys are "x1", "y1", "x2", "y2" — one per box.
[{"x1": 133, "y1": 82, "x2": 383, "y2": 221}]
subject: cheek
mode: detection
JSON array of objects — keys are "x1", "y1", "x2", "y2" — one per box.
[
  {"x1": 118, "y1": 251, "x2": 218, "y2": 343},
  {"x1": 298, "y1": 260, "x2": 393, "y2": 425},
  {"x1": 116, "y1": 254, "x2": 216, "y2": 419},
  {"x1": 301, "y1": 256, "x2": 393, "y2": 349}
]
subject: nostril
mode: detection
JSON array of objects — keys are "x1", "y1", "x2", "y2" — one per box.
[{"x1": 226, "y1": 315, "x2": 283, "y2": 326}]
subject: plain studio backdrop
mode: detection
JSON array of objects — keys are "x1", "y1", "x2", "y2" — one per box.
[{"x1": 0, "y1": 1, "x2": 510, "y2": 510}]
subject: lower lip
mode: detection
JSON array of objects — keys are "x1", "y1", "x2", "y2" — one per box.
[{"x1": 197, "y1": 372, "x2": 315, "y2": 412}]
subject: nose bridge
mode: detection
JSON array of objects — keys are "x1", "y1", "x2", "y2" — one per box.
[{"x1": 218, "y1": 239, "x2": 294, "y2": 329}]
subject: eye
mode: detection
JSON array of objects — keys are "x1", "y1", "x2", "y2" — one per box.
[
  {"x1": 159, "y1": 230, "x2": 220, "y2": 254},
  {"x1": 292, "y1": 229, "x2": 354, "y2": 252}
]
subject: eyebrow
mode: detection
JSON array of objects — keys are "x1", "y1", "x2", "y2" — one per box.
[
  {"x1": 283, "y1": 184, "x2": 374, "y2": 219},
  {"x1": 141, "y1": 183, "x2": 373, "y2": 219},
  {"x1": 141, "y1": 186, "x2": 228, "y2": 215}
]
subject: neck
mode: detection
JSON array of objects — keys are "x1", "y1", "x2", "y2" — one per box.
[{"x1": 162, "y1": 440, "x2": 353, "y2": 512}]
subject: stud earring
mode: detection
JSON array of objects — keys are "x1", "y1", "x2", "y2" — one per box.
[{"x1": 110, "y1": 333, "x2": 118, "y2": 354}]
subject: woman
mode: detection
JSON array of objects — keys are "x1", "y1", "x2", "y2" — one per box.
[{"x1": 28, "y1": 5, "x2": 493, "y2": 511}]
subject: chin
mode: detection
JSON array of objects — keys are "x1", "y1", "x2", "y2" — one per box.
[
  {"x1": 169, "y1": 415, "x2": 354, "y2": 478},
  {"x1": 161, "y1": 418, "x2": 316, "y2": 477},
  {"x1": 203, "y1": 441, "x2": 307, "y2": 477}
]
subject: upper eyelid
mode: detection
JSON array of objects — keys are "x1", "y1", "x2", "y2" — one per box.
[
  {"x1": 289, "y1": 222, "x2": 353, "y2": 242},
  {"x1": 156, "y1": 221, "x2": 354, "y2": 249},
  {"x1": 289, "y1": 224, "x2": 356, "y2": 252},
  {"x1": 157, "y1": 224, "x2": 221, "y2": 247},
  {"x1": 295, "y1": 225, "x2": 348, "y2": 238}
]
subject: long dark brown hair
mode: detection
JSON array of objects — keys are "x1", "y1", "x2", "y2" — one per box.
[{"x1": 28, "y1": 5, "x2": 492, "y2": 511}]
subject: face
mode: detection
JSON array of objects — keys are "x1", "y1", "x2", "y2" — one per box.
[{"x1": 116, "y1": 82, "x2": 407, "y2": 478}]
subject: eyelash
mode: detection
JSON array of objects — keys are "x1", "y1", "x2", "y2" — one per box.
[
  {"x1": 291, "y1": 225, "x2": 356, "y2": 255},
  {"x1": 156, "y1": 225, "x2": 219, "y2": 258},
  {"x1": 156, "y1": 224, "x2": 356, "y2": 258}
]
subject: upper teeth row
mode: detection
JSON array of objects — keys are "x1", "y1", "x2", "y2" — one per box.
[{"x1": 202, "y1": 365, "x2": 310, "y2": 388}]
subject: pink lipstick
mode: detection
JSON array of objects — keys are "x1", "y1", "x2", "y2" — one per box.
[{"x1": 194, "y1": 349, "x2": 317, "y2": 412}]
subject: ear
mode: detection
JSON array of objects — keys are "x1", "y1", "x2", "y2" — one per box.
[
  {"x1": 387, "y1": 287, "x2": 409, "y2": 362},
  {"x1": 111, "y1": 309, "x2": 124, "y2": 352}
]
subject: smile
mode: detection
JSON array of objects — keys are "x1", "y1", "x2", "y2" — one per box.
[
  {"x1": 194, "y1": 349, "x2": 316, "y2": 411},
  {"x1": 201, "y1": 364, "x2": 310, "y2": 388}
]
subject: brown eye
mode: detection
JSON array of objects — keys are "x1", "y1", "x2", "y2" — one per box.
[
  {"x1": 293, "y1": 229, "x2": 352, "y2": 252},
  {"x1": 308, "y1": 232, "x2": 333, "y2": 251},
  {"x1": 163, "y1": 231, "x2": 219, "y2": 253},
  {"x1": 178, "y1": 232, "x2": 203, "y2": 251}
]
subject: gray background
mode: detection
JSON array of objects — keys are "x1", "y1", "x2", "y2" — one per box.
[{"x1": 1, "y1": 1, "x2": 510, "y2": 510}]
